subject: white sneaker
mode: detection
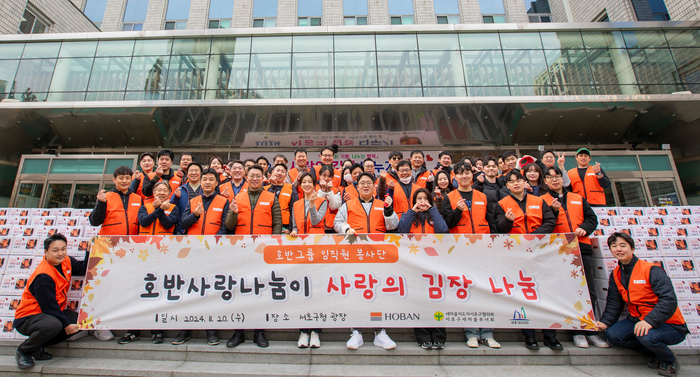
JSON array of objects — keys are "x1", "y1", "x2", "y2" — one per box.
[
  {"x1": 347, "y1": 330, "x2": 363, "y2": 350},
  {"x1": 373, "y1": 329, "x2": 396, "y2": 350},
  {"x1": 297, "y1": 332, "x2": 309, "y2": 348},
  {"x1": 309, "y1": 331, "x2": 321, "y2": 348},
  {"x1": 573, "y1": 335, "x2": 589, "y2": 348},
  {"x1": 482, "y1": 338, "x2": 501, "y2": 349},
  {"x1": 587, "y1": 335, "x2": 610, "y2": 348},
  {"x1": 93, "y1": 329, "x2": 114, "y2": 341},
  {"x1": 466, "y1": 337, "x2": 479, "y2": 348}
]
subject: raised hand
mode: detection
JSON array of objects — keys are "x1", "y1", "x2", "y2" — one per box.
[
  {"x1": 505, "y1": 208, "x2": 515, "y2": 221},
  {"x1": 557, "y1": 152, "x2": 566, "y2": 168},
  {"x1": 194, "y1": 203, "x2": 204, "y2": 217},
  {"x1": 152, "y1": 198, "x2": 162, "y2": 209},
  {"x1": 592, "y1": 162, "x2": 601, "y2": 174},
  {"x1": 456, "y1": 198, "x2": 466, "y2": 211},
  {"x1": 133, "y1": 171, "x2": 142, "y2": 180},
  {"x1": 229, "y1": 200, "x2": 238, "y2": 214},
  {"x1": 97, "y1": 190, "x2": 107, "y2": 203},
  {"x1": 550, "y1": 198, "x2": 561, "y2": 211},
  {"x1": 160, "y1": 200, "x2": 171, "y2": 211},
  {"x1": 174, "y1": 187, "x2": 182, "y2": 198},
  {"x1": 155, "y1": 166, "x2": 164, "y2": 178}
]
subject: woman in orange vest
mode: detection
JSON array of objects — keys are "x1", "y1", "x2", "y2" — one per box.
[
  {"x1": 130, "y1": 152, "x2": 155, "y2": 202},
  {"x1": 522, "y1": 162, "x2": 545, "y2": 197},
  {"x1": 209, "y1": 156, "x2": 228, "y2": 183},
  {"x1": 313, "y1": 145, "x2": 342, "y2": 188},
  {"x1": 14, "y1": 234, "x2": 88, "y2": 369},
  {"x1": 89, "y1": 166, "x2": 142, "y2": 237},
  {"x1": 432, "y1": 170, "x2": 454, "y2": 215},
  {"x1": 290, "y1": 172, "x2": 327, "y2": 349},
  {"x1": 596, "y1": 233, "x2": 687, "y2": 376},
  {"x1": 340, "y1": 164, "x2": 367, "y2": 202},
  {"x1": 315, "y1": 165, "x2": 342, "y2": 233}
]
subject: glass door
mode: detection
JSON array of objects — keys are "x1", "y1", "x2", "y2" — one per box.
[
  {"x1": 14, "y1": 182, "x2": 44, "y2": 208},
  {"x1": 72, "y1": 183, "x2": 101, "y2": 209},
  {"x1": 613, "y1": 180, "x2": 649, "y2": 207},
  {"x1": 646, "y1": 179, "x2": 680, "y2": 206},
  {"x1": 43, "y1": 183, "x2": 73, "y2": 208}
]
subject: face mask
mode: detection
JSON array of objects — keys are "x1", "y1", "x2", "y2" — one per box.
[
  {"x1": 400, "y1": 177, "x2": 412, "y2": 185},
  {"x1": 344, "y1": 174, "x2": 352, "y2": 182}
]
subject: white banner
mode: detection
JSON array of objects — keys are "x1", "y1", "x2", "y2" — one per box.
[
  {"x1": 241, "y1": 131, "x2": 441, "y2": 148},
  {"x1": 78, "y1": 234, "x2": 595, "y2": 330}
]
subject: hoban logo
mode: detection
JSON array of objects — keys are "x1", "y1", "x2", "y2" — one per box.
[{"x1": 370, "y1": 312, "x2": 421, "y2": 321}]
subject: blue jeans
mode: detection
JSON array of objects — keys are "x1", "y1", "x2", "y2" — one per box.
[
  {"x1": 606, "y1": 319, "x2": 687, "y2": 364},
  {"x1": 464, "y1": 328, "x2": 493, "y2": 340}
]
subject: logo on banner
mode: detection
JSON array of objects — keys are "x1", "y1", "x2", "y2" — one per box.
[
  {"x1": 383, "y1": 313, "x2": 420, "y2": 321},
  {"x1": 370, "y1": 312, "x2": 382, "y2": 322},
  {"x1": 510, "y1": 307, "x2": 530, "y2": 325},
  {"x1": 434, "y1": 311, "x2": 444, "y2": 321}
]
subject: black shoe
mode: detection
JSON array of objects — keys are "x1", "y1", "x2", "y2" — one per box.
[
  {"x1": 31, "y1": 347, "x2": 52, "y2": 360},
  {"x1": 207, "y1": 330, "x2": 220, "y2": 346},
  {"x1": 524, "y1": 335, "x2": 539, "y2": 350},
  {"x1": 648, "y1": 356, "x2": 660, "y2": 369},
  {"x1": 544, "y1": 336, "x2": 563, "y2": 351},
  {"x1": 432, "y1": 342, "x2": 445, "y2": 350},
  {"x1": 15, "y1": 348, "x2": 34, "y2": 370},
  {"x1": 118, "y1": 333, "x2": 140, "y2": 344},
  {"x1": 658, "y1": 358, "x2": 681, "y2": 376},
  {"x1": 254, "y1": 331, "x2": 269, "y2": 348},
  {"x1": 152, "y1": 333, "x2": 164, "y2": 344},
  {"x1": 171, "y1": 331, "x2": 191, "y2": 345},
  {"x1": 420, "y1": 342, "x2": 432, "y2": 350},
  {"x1": 227, "y1": 331, "x2": 245, "y2": 347}
]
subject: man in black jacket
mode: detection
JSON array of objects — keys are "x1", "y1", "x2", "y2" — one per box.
[
  {"x1": 473, "y1": 157, "x2": 509, "y2": 202},
  {"x1": 596, "y1": 233, "x2": 688, "y2": 377}
]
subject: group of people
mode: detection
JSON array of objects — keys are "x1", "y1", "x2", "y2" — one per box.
[{"x1": 11, "y1": 145, "x2": 686, "y2": 376}]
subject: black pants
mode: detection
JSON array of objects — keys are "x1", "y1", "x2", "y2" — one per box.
[
  {"x1": 572, "y1": 244, "x2": 598, "y2": 336},
  {"x1": 522, "y1": 329, "x2": 556, "y2": 337},
  {"x1": 128, "y1": 330, "x2": 163, "y2": 337},
  {"x1": 414, "y1": 328, "x2": 446, "y2": 344},
  {"x1": 16, "y1": 310, "x2": 78, "y2": 353}
]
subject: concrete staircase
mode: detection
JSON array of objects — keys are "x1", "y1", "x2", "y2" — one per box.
[{"x1": 0, "y1": 329, "x2": 698, "y2": 376}]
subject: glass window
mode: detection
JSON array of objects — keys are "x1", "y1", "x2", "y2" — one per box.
[
  {"x1": 630, "y1": 0, "x2": 669, "y2": 21},
  {"x1": 621, "y1": 30, "x2": 668, "y2": 48},
  {"x1": 586, "y1": 48, "x2": 640, "y2": 95},
  {"x1": 88, "y1": 57, "x2": 132, "y2": 92},
  {"x1": 647, "y1": 181, "x2": 679, "y2": 206},
  {"x1": 388, "y1": 0, "x2": 414, "y2": 15},
  {"x1": 123, "y1": 0, "x2": 149, "y2": 22},
  {"x1": 665, "y1": 29, "x2": 700, "y2": 48},
  {"x1": 502, "y1": 50, "x2": 550, "y2": 86},
  {"x1": 459, "y1": 33, "x2": 502, "y2": 50},
  {"x1": 127, "y1": 56, "x2": 170, "y2": 94},
  {"x1": 500, "y1": 33, "x2": 543, "y2": 49},
  {"x1": 253, "y1": 0, "x2": 278, "y2": 17},
  {"x1": 211, "y1": 37, "x2": 251, "y2": 54},
  {"x1": 105, "y1": 159, "x2": 134, "y2": 174},
  {"x1": 83, "y1": 0, "x2": 109, "y2": 24},
  {"x1": 479, "y1": 0, "x2": 505, "y2": 14},
  {"x1": 172, "y1": 38, "x2": 211, "y2": 55},
  {"x1": 615, "y1": 181, "x2": 648, "y2": 206},
  {"x1": 592, "y1": 156, "x2": 640, "y2": 171},
  {"x1": 22, "y1": 159, "x2": 50, "y2": 174},
  {"x1": 344, "y1": 0, "x2": 368, "y2": 15},
  {"x1": 293, "y1": 53, "x2": 333, "y2": 88},
  {"x1": 540, "y1": 32, "x2": 584, "y2": 49},
  {"x1": 72, "y1": 183, "x2": 100, "y2": 209},
  {"x1": 207, "y1": 54, "x2": 250, "y2": 93},
  {"x1": 434, "y1": 0, "x2": 459, "y2": 14},
  {"x1": 377, "y1": 51, "x2": 420, "y2": 87},
  {"x1": 293, "y1": 35, "x2": 333, "y2": 53},
  {"x1": 249, "y1": 53, "x2": 291, "y2": 89},
  {"x1": 14, "y1": 59, "x2": 57, "y2": 94},
  {"x1": 640, "y1": 155, "x2": 671, "y2": 171},
  {"x1": 19, "y1": 9, "x2": 49, "y2": 34},
  {"x1": 133, "y1": 39, "x2": 173, "y2": 56},
  {"x1": 334, "y1": 35, "x2": 375, "y2": 52},
  {"x1": 165, "y1": 55, "x2": 209, "y2": 93},
  {"x1": 50, "y1": 159, "x2": 105, "y2": 174},
  {"x1": 418, "y1": 34, "x2": 460, "y2": 51},
  {"x1": 628, "y1": 47, "x2": 681, "y2": 84},
  {"x1": 671, "y1": 48, "x2": 700, "y2": 88},
  {"x1": 335, "y1": 51, "x2": 377, "y2": 87},
  {"x1": 345, "y1": 16, "x2": 367, "y2": 25},
  {"x1": 251, "y1": 36, "x2": 291, "y2": 53},
  {"x1": 0, "y1": 44, "x2": 25, "y2": 60},
  {"x1": 581, "y1": 31, "x2": 626, "y2": 49},
  {"x1": 166, "y1": 0, "x2": 191, "y2": 20},
  {"x1": 298, "y1": 17, "x2": 321, "y2": 26},
  {"x1": 544, "y1": 49, "x2": 594, "y2": 88},
  {"x1": 44, "y1": 183, "x2": 72, "y2": 208},
  {"x1": 165, "y1": 21, "x2": 187, "y2": 30},
  {"x1": 96, "y1": 40, "x2": 135, "y2": 57},
  {"x1": 209, "y1": 0, "x2": 234, "y2": 19},
  {"x1": 420, "y1": 50, "x2": 465, "y2": 87},
  {"x1": 15, "y1": 183, "x2": 43, "y2": 208},
  {"x1": 58, "y1": 41, "x2": 98, "y2": 58},
  {"x1": 299, "y1": 0, "x2": 322, "y2": 17},
  {"x1": 49, "y1": 58, "x2": 94, "y2": 93},
  {"x1": 0, "y1": 60, "x2": 20, "y2": 97},
  {"x1": 22, "y1": 43, "x2": 61, "y2": 59},
  {"x1": 376, "y1": 34, "x2": 417, "y2": 51},
  {"x1": 462, "y1": 50, "x2": 507, "y2": 86}
]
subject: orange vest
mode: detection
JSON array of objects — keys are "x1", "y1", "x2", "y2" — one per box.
[
  {"x1": 541, "y1": 192, "x2": 591, "y2": 245},
  {"x1": 498, "y1": 194, "x2": 545, "y2": 234},
  {"x1": 447, "y1": 190, "x2": 490, "y2": 234},
  {"x1": 99, "y1": 191, "x2": 142, "y2": 236},
  {"x1": 613, "y1": 259, "x2": 685, "y2": 325},
  {"x1": 265, "y1": 183, "x2": 293, "y2": 225},
  {"x1": 235, "y1": 190, "x2": 276, "y2": 235},
  {"x1": 568, "y1": 166, "x2": 606, "y2": 206},
  {"x1": 289, "y1": 167, "x2": 304, "y2": 183},
  {"x1": 393, "y1": 182, "x2": 420, "y2": 219},
  {"x1": 346, "y1": 198, "x2": 386, "y2": 233},
  {"x1": 293, "y1": 198, "x2": 326, "y2": 234},
  {"x1": 134, "y1": 172, "x2": 155, "y2": 202},
  {"x1": 317, "y1": 186, "x2": 340, "y2": 230},
  {"x1": 314, "y1": 165, "x2": 342, "y2": 188},
  {"x1": 432, "y1": 168, "x2": 455, "y2": 182},
  {"x1": 15, "y1": 256, "x2": 72, "y2": 319},
  {"x1": 187, "y1": 195, "x2": 227, "y2": 235},
  {"x1": 138, "y1": 202, "x2": 176, "y2": 235},
  {"x1": 414, "y1": 170, "x2": 432, "y2": 189},
  {"x1": 409, "y1": 215, "x2": 435, "y2": 234},
  {"x1": 219, "y1": 180, "x2": 248, "y2": 199}
]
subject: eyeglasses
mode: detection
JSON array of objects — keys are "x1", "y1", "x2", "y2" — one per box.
[
  {"x1": 357, "y1": 181, "x2": 373, "y2": 186},
  {"x1": 545, "y1": 175, "x2": 562, "y2": 181},
  {"x1": 321, "y1": 154, "x2": 334, "y2": 158},
  {"x1": 398, "y1": 169, "x2": 411, "y2": 173},
  {"x1": 390, "y1": 156, "x2": 401, "y2": 160}
]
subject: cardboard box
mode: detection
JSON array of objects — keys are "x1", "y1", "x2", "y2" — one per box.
[
  {"x1": 660, "y1": 238, "x2": 690, "y2": 257},
  {"x1": 0, "y1": 275, "x2": 30, "y2": 295},
  {"x1": 0, "y1": 317, "x2": 17, "y2": 338},
  {"x1": 5, "y1": 255, "x2": 40, "y2": 274},
  {"x1": 640, "y1": 216, "x2": 666, "y2": 226},
  {"x1": 593, "y1": 278, "x2": 609, "y2": 301},
  {"x1": 68, "y1": 277, "x2": 84, "y2": 298},
  {"x1": 591, "y1": 237, "x2": 611, "y2": 259},
  {"x1": 594, "y1": 207, "x2": 618, "y2": 217},
  {"x1": 641, "y1": 257, "x2": 667, "y2": 273},
  {"x1": 591, "y1": 257, "x2": 609, "y2": 280},
  {"x1": 688, "y1": 323, "x2": 700, "y2": 347},
  {"x1": 664, "y1": 257, "x2": 699, "y2": 278},
  {"x1": 66, "y1": 226, "x2": 83, "y2": 238},
  {"x1": 0, "y1": 238, "x2": 13, "y2": 253},
  {"x1": 83, "y1": 227, "x2": 100, "y2": 237},
  {"x1": 598, "y1": 217, "x2": 612, "y2": 227},
  {"x1": 11, "y1": 237, "x2": 41, "y2": 255},
  {"x1": 672, "y1": 279, "x2": 700, "y2": 300},
  {"x1": 66, "y1": 298, "x2": 80, "y2": 313},
  {"x1": 0, "y1": 296, "x2": 21, "y2": 316},
  {"x1": 679, "y1": 301, "x2": 700, "y2": 323}
]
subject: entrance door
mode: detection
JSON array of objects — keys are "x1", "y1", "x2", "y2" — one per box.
[{"x1": 14, "y1": 182, "x2": 44, "y2": 208}]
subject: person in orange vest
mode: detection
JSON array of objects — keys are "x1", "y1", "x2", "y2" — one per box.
[
  {"x1": 265, "y1": 163, "x2": 298, "y2": 234},
  {"x1": 567, "y1": 148, "x2": 611, "y2": 207},
  {"x1": 13, "y1": 234, "x2": 88, "y2": 369},
  {"x1": 409, "y1": 150, "x2": 435, "y2": 189},
  {"x1": 596, "y1": 233, "x2": 688, "y2": 377},
  {"x1": 396, "y1": 188, "x2": 449, "y2": 351},
  {"x1": 142, "y1": 149, "x2": 182, "y2": 198},
  {"x1": 542, "y1": 166, "x2": 608, "y2": 349},
  {"x1": 219, "y1": 160, "x2": 247, "y2": 199},
  {"x1": 334, "y1": 172, "x2": 398, "y2": 350},
  {"x1": 495, "y1": 170, "x2": 558, "y2": 351},
  {"x1": 90, "y1": 166, "x2": 142, "y2": 237},
  {"x1": 172, "y1": 162, "x2": 203, "y2": 234},
  {"x1": 118, "y1": 182, "x2": 179, "y2": 345},
  {"x1": 176, "y1": 168, "x2": 229, "y2": 347},
  {"x1": 312, "y1": 145, "x2": 342, "y2": 188},
  {"x1": 286, "y1": 148, "x2": 310, "y2": 185},
  {"x1": 340, "y1": 164, "x2": 366, "y2": 202},
  {"x1": 379, "y1": 151, "x2": 403, "y2": 189},
  {"x1": 225, "y1": 164, "x2": 282, "y2": 349},
  {"x1": 129, "y1": 152, "x2": 155, "y2": 202},
  {"x1": 390, "y1": 160, "x2": 421, "y2": 220},
  {"x1": 495, "y1": 150, "x2": 519, "y2": 187},
  {"x1": 315, "y1": 165, "x2": 343, "y2": 233},
  {"x1": 431, "y1": 151, "x2": 455, "y2": 183}
]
